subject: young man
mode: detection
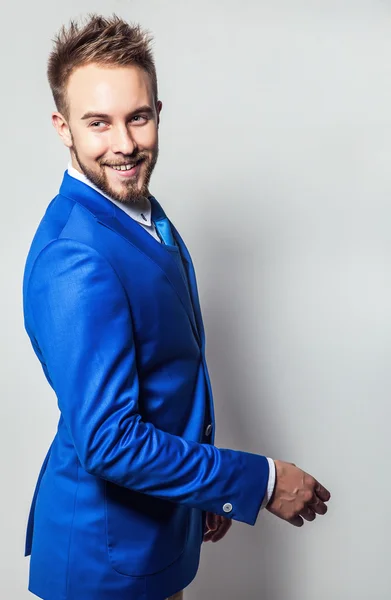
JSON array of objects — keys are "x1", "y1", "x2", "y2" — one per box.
[{"x1": 22, "y1": 14, "x2": 331, "y2": 600}]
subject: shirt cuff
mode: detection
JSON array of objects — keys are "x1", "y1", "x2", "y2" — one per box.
[{"x1": 260, "y1": 457, "x2": 276, "y2": 509}]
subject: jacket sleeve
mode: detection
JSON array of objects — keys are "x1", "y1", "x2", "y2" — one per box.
[{"x1": 26, "y1": 238, "x2": 270, "y2": 526}]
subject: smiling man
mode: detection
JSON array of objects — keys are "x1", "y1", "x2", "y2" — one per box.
[{"x1": 22, "y1": 14, "x2": 330, "y2": 600}]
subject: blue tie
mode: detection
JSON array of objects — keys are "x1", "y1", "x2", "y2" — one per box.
[{"x1": 153, "y1": 217, "x2": 176, "y2": 246}]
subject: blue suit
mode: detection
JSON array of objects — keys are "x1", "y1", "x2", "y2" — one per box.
[{"x1": 23, "y1": 171, "x2": 269, "y2": 600}]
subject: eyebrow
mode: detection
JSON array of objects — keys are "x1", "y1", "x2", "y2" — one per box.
[{"x1": 81, "y1": 105, "x2": 154, "y2": 121}]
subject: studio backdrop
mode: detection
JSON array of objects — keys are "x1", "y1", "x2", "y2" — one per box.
[{"x1": 1, "y1": 1, "x2": 390, "y2": 598}]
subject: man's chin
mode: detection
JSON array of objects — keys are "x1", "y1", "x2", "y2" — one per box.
[
  {"x1": 105, "y1": 169, "x2": 149, "y2": 201},
  {"x1": 106, "y1": 183, "x2": 149, "y2": 204}
]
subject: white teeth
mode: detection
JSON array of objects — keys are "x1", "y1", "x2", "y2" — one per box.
[{"x1": 112, "y1": 164, "x2": 134, "y2": 171}]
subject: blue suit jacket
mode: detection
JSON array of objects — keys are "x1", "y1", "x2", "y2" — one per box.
[{"x1": 23, "y1": 171, "x2": 269, "y2": 600}]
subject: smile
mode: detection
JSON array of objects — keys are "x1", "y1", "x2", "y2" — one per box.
[
  {"x1": 106, "y1": 160, "x2": 143, "y2": 179},
  {"x1": 110, "y1": 163, "x2": 138, "y2": 171}
]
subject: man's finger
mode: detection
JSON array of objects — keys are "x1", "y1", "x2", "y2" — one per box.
[
  {"x1": 315, "y1": 482, "x2": 331, "y2": 503},
  {"x1": 203, "y1": 529, "x2": 215, "y2": 542},
  {"x1": 288, "y1": 515, "x2": 304, "y2": 527},
  {"x1": 211, "y1": 519, "x2": 232, "y2": 542},
  {"x1": 309, "y1": 497, "x2": 328, "y2": 516},
  {"x1": 300, "y1": 507, "x2": 316, "y2": 522}
]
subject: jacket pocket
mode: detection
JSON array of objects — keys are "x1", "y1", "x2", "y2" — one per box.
[{"x1": 105, "y1": 481, "x2": 190, "y2": 576}]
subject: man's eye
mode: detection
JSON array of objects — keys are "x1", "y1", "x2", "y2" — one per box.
[
  {"x1": 90, "y1": 121, "x2": 105, "y2": 128},
  {"x1": 131, "y1": 115, "x2": 148, "y2": 124}
]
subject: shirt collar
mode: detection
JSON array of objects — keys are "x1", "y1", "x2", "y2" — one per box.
[{"x1": 67, "y1": 162, "x2": 153, "y2": 227}]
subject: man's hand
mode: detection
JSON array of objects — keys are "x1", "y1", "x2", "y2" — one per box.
[
  {"x1": 266, "y1": 460, "x2": 331, "y2": 527},
  {"x1": 203, "y1": 512, "x2": 232, "y2": 543}
]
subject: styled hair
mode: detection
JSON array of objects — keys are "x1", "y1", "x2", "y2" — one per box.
[{"x1": 47, "y1": 13, "x2": 158, "y2": 118}]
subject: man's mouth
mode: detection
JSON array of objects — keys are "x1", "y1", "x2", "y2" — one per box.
[
  {"x1": 105, "y1": 159, "x2": 144, "y2": 178},
  {"x1": 110, "y1": 162, "x2": 139, "y2": 171}
]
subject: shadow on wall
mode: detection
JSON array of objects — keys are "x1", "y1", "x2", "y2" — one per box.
[{"x1": 185, "y1": 210, "x2": 290, "y2": 600}]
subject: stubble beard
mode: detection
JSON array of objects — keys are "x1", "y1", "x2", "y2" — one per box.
[{"x1": 71, "y1": 138, "x2": 159, "y2": 205}]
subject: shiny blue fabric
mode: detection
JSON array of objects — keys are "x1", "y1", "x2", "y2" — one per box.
[
  {"x1": 153, "y1": 213, "x2": 176, "y2": 247},
  {"x1": 22, "y1": 171, "x2": 270, "y2": 600}
]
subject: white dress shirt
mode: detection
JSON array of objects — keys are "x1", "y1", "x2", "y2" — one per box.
[{"x1": 67, "y1": 163, "x2": 276, "y2": 511}]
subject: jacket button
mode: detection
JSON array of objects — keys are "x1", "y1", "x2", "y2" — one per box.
[
  {"x1": 205, "y1": 424, "x2": 213, "y2": 437},
  {"x1": 223, "y1": 503, "x2": 233, "y2": 513}
]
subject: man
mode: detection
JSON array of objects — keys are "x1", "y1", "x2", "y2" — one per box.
[{"x1": 23, "y1": 14, "x2": 331, "y2": 600}]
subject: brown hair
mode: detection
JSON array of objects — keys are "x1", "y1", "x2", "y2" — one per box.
[{"x1": 47, "y1": 13, "x2": 158, "y2": 119}]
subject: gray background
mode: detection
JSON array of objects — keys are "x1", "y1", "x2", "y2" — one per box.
[{"x1": 1, "y1": 0, "x2": 391, "y2": 598}]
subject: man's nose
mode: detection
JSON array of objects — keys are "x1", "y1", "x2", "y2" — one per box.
[{"x1": 110, "y1": 126, "x2": 137, "y2": 155}]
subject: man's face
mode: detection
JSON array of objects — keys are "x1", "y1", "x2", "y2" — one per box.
[{"x1": 58, "y1": 63, "x2": 161, "y2": 204}]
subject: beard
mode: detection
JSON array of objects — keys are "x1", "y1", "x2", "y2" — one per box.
[{"x1": 71, "y1": 138, "x2": 159, "y2": 205}]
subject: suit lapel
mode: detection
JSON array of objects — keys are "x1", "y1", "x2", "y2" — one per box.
[
  {"x1": 169, "y1": 223, "x2": 205, "y2": 347},
  {"x1": 59, "y1": 172, "x2": 201, "y2": 346},
  {"x1": 148, "y1": 195, "x2": 205, "y2": 346}
]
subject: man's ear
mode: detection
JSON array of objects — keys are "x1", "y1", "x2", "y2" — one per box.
[
  {"x1": 156, "y1": 100, "x2": 163, "y2": 128},
  {"x1": 52, "y1": 112, "x2": 73, "y2": 148}
]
